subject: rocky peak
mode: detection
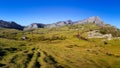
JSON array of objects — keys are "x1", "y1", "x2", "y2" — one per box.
[
  {"x1": 75, "y1": 16, "x2": 105, "y2": 26},
  {"x1": 89, "y1": 16, "x2": 103, "y2": 24}
]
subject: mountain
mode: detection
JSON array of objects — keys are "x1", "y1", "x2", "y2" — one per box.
[
  {"x1": 24, "y1": 23, "x2": 45, "y2": 30},
  {"x1": 0, "y1": 16, "x2": 109, "y2": 30},
  {"x1": 0, "y1": 20, "x2": 24, "y2": 30},
  {"x1": 74, "y1": 16, "x2": 105, "y2": 26},
  {"x1": 46, "y1": 16, "x2": 105, "y2": 28},
  {"x1": 24, "y1": 20, "x2": 73, "y2": 30}
]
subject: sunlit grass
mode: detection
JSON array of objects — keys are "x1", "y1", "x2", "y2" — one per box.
[{"x1": 0, "y1": 24, "x2": 120, "y2": 68}]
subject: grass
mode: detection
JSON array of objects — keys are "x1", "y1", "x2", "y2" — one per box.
[{"x1": 0, "y1": 24, "x2": 120, "y2": 68}]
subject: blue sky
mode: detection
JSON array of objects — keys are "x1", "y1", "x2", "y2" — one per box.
[{"x1": 0, "y1": 0, "x2": 120, "y2": 28}]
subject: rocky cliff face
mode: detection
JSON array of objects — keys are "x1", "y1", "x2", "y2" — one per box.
[{"x1": 0, "y1": 20, "x2": 24, "y2": 30}]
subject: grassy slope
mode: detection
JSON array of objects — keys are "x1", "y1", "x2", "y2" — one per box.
[{"x1": 0, "y1": 24, "x2": 120, "y2": 68}]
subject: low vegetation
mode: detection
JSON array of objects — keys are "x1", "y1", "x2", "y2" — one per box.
[
  {"x1": 100, "y1": 25, "x2": 120, "y2": 37},
  {"x1": 0, "y1": 24, "x2": 120, "y2": 68}
]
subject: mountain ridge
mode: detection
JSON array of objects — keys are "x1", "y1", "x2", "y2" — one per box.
[
  {"x1": 24, "y1": 16, "x2": 106, "y2": 30},
  {"x1": 0, "y1": 16, "x2": 117, "y2": 30}
]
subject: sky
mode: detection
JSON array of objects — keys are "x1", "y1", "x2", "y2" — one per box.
[{"x1": 0, "y1": 0, "x2": 120, "y2": 28}]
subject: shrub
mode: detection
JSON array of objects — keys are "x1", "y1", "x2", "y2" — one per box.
[{"x1": 100, "y1": 26, "x2": 120, "y2": 37}]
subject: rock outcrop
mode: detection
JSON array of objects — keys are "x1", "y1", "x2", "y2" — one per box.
[
  {"x1": 87, "y1": 30, "x2": 112, "y2": 40},
  {"x1": 24, "y1": 23, "x2": 45, "y2": 30}
]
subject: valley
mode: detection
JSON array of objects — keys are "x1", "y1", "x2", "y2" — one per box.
[{"x1": 0, "y1": 23, "x2": 120, "y2": 68}]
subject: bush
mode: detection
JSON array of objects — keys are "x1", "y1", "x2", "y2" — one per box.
[{"x1": 100, "y1": 26, "x2": 120, "y2": 37}]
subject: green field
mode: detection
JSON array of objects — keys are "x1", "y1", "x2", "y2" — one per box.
[{"x1": 0, "y1": 24, "x2": 120, "y2": 68}]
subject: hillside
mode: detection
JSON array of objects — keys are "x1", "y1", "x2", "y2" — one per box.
[
  {"x1": 0, "y1": 20, "x2": 24, "y2": 30},
  {"x1": 0, "y1": 23, "x2": 120, "y2": 68}
]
